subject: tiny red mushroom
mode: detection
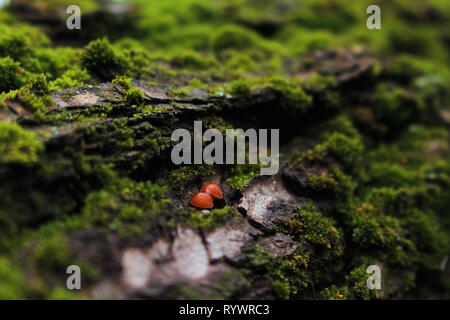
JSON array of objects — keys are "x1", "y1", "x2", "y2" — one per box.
[
  {"x1": 191, "y1": 192, "x2": 214, "y2": 209},
  {"x1": 200, "y1": 183, "x2": 223, "y2": 200}
]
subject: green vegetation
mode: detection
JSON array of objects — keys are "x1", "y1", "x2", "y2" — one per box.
[
  {"x1": 81, "y1": 37, "x2": 129, "y2": 81},
  {"x1": 0, "y1": 0, "x2": 448, "y2": 300},
  {"x1": 81, "y1": 174, "x2": 170, "y2": 238},
  {"x1": 0, "y1": 257, "x2": 26, "y2": 299},
  {"x1": 0, "y1": 57, "x2": 26, "y2": 92},
  {"x1": 185, "y1": 206, "x2": 237, "y2": 231},
  {"x1": 0, "y1": 122, "x2": 44, "y2": 164},
  {"x1": 279, "y1": 204, "x2": 340, "y2": 250}
]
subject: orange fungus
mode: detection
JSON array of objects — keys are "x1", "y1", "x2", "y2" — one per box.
[
  {"x1": 191, "y1": 192, "x2": 214, "y2": 209},
  {"x1": 200, "y1": 183, "x2": 223, "y2": 200}
]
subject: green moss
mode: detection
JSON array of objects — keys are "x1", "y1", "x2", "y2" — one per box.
[
  {"x1": 304, "y1": 74, "x2": 337, "y2": 92},
  {"x1": 27, "y1": 73, "x2": 49, "y2": 95},
  {"x1": 187, "y1": 78, "x2": 208, "y2": 90},
  {"x1": 319, "y1": 115, "x2": 359, "y2": 139},
  {"x1": 367, "y1": 163, "x2": 420, "y2": 188},
  {"x1": 185, "y1": 206, "x2": 237, "y2": 231},
  {"x1": 84, "y1": 119, "x2": 169, "y2": 157},
  {"x1": 209, "y1": 270, "x2": 250, "y2": 299},
  {"x1": 0, "y1": 57, "x2": 26, "y2": 92},
  {"x1": 326, "y1": 133, "x2": 363, "y2": 168},
  {"x1": 0, "y1": 0, "x2": 448, "y2": 300},
  {"x1": 307, "y1": 173, "x2": 339, "y2": 193},
  {"x1": 28, "y1": 46, "x2": 81, "y2": 79},
  {"x1": 47, "y1": 287, "x2": 87, "y2": 300},
  {"x1": 345, "y1": 266, "x2": 377, "y2": 300},
  {"x1": 124, "y1": 88, "x2": 145, "y2": 106},
  {"x1": 370, "y1": 84, "x2": 424, "y2": 133},
  {"x1": 48, "y1": 68, "x2": 90, "y2": 91},
  {"x1": 112, "y1": 75, "x2": 132, "y2": 90},
  {"x1": 384, "y1": 55, "x2": 440, "y2": 84},
  {"x1": 171, "y1": 51, "x2": 216, "y2": 70},
  {"x1": 280, "y1": 26, "x2": 335, "y2": 57},
  {"x1": 159, "y1": 284, "x2": 204, "y2": 300},
  {"x1": 0, "y1": 122, "x2": 44, "y2": 164},
  {"x1": 229, "y1": 79, "x2": 251, "y2": 97},
  {"x1": 271, "y1": 278, "x2": 291, "y2": 300},
  {"x1": 349, "y1": 205, "x2": 401, "y2": 249},
  {"x1": 168, "y1": 164, "x2": 216, "y2": 185},
  {"x1": 81, "y1": 38, "x2": 129, "y2": 81},
  {"x1": 112, "y1": 76, "x2": 145, "y2": 105},
  {"x1": 364, "y1": 185, "x2": 449, "y2": 269},
  {"x1": 279, "y1": 204, "x2": 340, "y2": 250},
  {"x1": 320, "y1": 285, "x2": 349, "y2": 300},
  {"x1": 263, "y1": 76, "x2": 313, "y2": 112},
  {"x1": 1, "y1": 84, "x2": 53, "y2": 117},
  {"x1": 0, "y1": 32, "x2": 32, "y2": 61},
  {"x1": 211, "y1": 25, "x2": 259, "y2": 53},
  {"x1": 168, "y1": 87, "x2": 189, "y2": 97},
  {"x1": 33, "y1": 233, "x2": 72, "y2": 273},
  {"x1": 223, "y1": 52, "x2": 258, "y2": 76},
  {"x1": 226, "y1": 164, "x2": 260, "y2": 192},
  {"x1": 290, "y1": 132, "x2": 363, "y2": 171},
  {"x1": 82, "y1": 174, "x2": 170, "y2": 238},
  {"x1": 0, "y1": 257, "x2": 26, "y2": 299},
  {"x1": 241, "y1": 243, "x2": 324, "y2": 299}
]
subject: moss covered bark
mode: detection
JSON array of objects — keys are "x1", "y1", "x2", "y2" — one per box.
[{"x1": 0, "y1": 0, "x2": 449, "y2": 300}]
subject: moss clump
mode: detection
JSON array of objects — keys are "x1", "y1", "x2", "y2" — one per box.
[
  {"x1": 0, "y1": 32, "x2": 32, "y2": 61},
  {"x1": 82, "y1": 174, "x2": 170, "y2": 238},
  {"x1": 209, "y1": 270, "x2": 250, "y2": 299},
  {"x1": 81, "y1": 38, "x2": 129, "y2": 81},
  {"x1": 124, "y1": 88, "x2": 145, "y2": 106},
  {"x1": 307, "y1": 167, "x2": 356, "y2": 199},
  {"x1": 348, "y1": 203, "x2": 401, "y2": 249},
  {"x1": 345, "y1": 266, "x2": 379, "y2": 300},
  {"x1": 229, "y1": 79, "x2": 251, "y2": 97},
  {"x1": 33, "y1": 233, "x2": 73, "y2": 274},
  {"x1": 326, "y1": 132, "x2": 363, "y2": 168},
  {"x1": 367, "y1": 163, "x2": 420, "y2": 188},
  {"x1": 211, "y1": 25, "x2": 259, "y2": 53},
  {"x1": 319, "y1": 115, "x2": 359, "y2": 140},
  {"x1": 290, "y1": 132, "x2": 363, "y2": 171},
  {"x1": 0, "y1": 122, "x2": 44, "y2": 164},
  {"x1": 47, "y1": 287, "x2": 87, "y2": 300},
  {"x1": 168, "y1": 164, "x2": 216, "y2": 185},
  {"x1": 27, "y1": 73, "x2": 49, "y2": 95},
  {"x1": 113, "y1": 76, "x2": 145, "y2": 105},
  {"x1": 240, "y1": 244, "x2": 318, "y2": 299},
  {"x1": 383, "y1": 55, "x2": 438, "y2": 84},
  {"x1": 171, "y1": 51, "x2": 216, "y2": 70},
  {"x1": 112, "y1": 75, "x2": 132, "y2": 90},
  {"x1": 168, "y1": 87, "x2": 189, "y2": 97},
  {"x1": 0, "y1": 0, "x2": 448, "y2": 300},
  {"x1": 0, "y1": 257, "x2": 26, "y2": 299},
  {"x1": 263, "y1": 76, "x2": 313, "y2": 112},
  {"x1": 369, "y1": 84, "x2": 424, "y2": 134},
  {"x1": 320, "y1": 265, "x2": 379, "y2": 300},
  {"x1": 48, "y1": 68, "x2": 90, "y2": 91},
  {"x1": 226, "y1": 164, "x2": 260, "y2": 192},
  {"x1": 84, "y1": 118, "x2": 169, "y2": 158},
  {"x1": 320, "y1": 285, "x2": 349, "y2": 300},
  {"x1": 279, "y1": 204, "x2": 340, "y2": 250},
  {"x1": 19, "y1": 226, "x2": 99, "y2": 297},
  {"x1": 1, "y1": 84, "x2": 53, "y2": 116},
  {"x1": 186, "y1": 206, "x2": 237, "y2": 231},
  {"x1": 0, "y1": 57, "x2": 26, "y2": 93}
]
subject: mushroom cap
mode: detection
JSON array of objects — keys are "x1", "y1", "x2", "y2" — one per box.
[
  {"x1": 190, "y1": 192, "x2": 214, "y2": 209},
  {"x1": 200, "y1": 182, "x2": 223, "y2": 200}
]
